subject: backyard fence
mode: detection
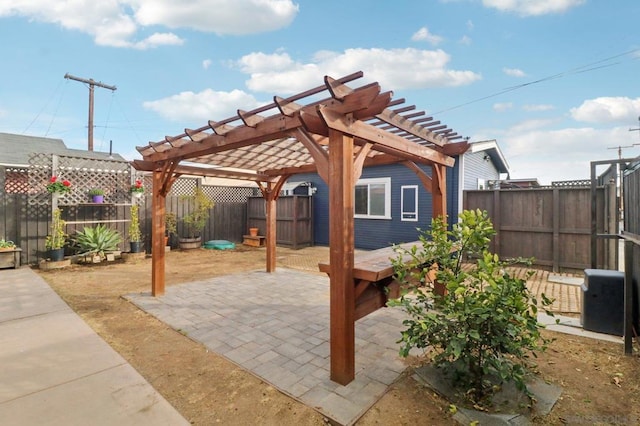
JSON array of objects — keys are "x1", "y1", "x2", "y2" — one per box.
[
  {"x1": 0, "y1": 154, "x2": 259, "y2": 265},
  {"x1": 463, "y1": 184, "x2": 616, "y2": 272}
]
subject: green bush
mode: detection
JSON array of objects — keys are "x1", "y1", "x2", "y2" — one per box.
[
  {"x1": 181, "y1": 187, "x2": 214, "y2": 238},
  {"x1": 390, "y1": 209, "x2": 554, "y2": 405},
  {"x1": 73, "y1": 224, "x2": 122, "y2": 259}
]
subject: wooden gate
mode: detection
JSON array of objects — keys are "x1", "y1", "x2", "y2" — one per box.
[{"x1": 247, "y1": 195, "x2": 313, "y2": 249}]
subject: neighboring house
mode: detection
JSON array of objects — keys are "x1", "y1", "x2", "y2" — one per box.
[
  {"x1": 0, "y1": 132, "x2": 126, "y2": 193},
  {"x1": 0, "y1": 132, "x2": 125, "y2": 168},
  {"x1": 285, "y1": 139, "x2": 511, "y2": 250}
]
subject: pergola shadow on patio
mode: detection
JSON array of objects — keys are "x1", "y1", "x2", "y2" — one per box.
[
  {"x1": 124, "y1": 269, "x2": 416, "y2": 426},
  {"x1": 133, "y1": 71, "x2": 467, "y2": 384}
]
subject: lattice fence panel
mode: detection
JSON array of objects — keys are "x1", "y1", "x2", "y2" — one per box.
[
  {"x1": 2, "y1": 167, "x2": 30, "y2": 194},
  {"x1": 167, "y1": 177, "x2": 198, "y2": 196},
  {"x1": 202, "y1": 185, "x2": 258, "y2": 203},
  {"x1": 28, "y1": 153, "x2": 140, "y2": 206}
]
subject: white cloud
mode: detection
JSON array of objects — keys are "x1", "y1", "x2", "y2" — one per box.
[
  {"x1": 570, "y1": 97, "x2": 640, "y2": 124},
  {"x1": 459, "y1": 35, "x2": 472, "y2": 45},
  {"x1": 235, "y1": 48, "x2": 481, "y2": 94},
  {"x1": 202, "y1": 59, "x2": 213, "y2": 70},
  {"x1": 493, "y1": 102, "x2": 513, "y2": 112},
  {"x1": 143, "y1": 89, "x2": 264, "y2": 122},
  {"x1": 523, "y1": 104, "x2": 554, "y2": 112},
  {"x1": 478, "y1": 123, "x2": 634, "y2": 184},
  {"x1": 134, "y1": 0, "x2": 298, "y2": 35},
  {"x1": 503, "y1": 67, "x2": 526, "y2": 77},
  {"x1": 0, "y1": 0, "x2": 298, "y2": 48},
  {"x1": 482, "y1": 0, "x2": 585, "y2": 16},
  {"x1": 411, "y1": 27, "x2": 444, "y2": 45}
]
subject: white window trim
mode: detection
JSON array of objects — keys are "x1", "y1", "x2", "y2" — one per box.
[
  {"x1": 401, "y1": 185, "x2": 418, "y2": 222},
  {"x1": 354, "y1": 177, "x2": 391, "y2": 220}
]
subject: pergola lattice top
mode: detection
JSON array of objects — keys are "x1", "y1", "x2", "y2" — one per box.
[{"x1": 133, "y1": 71, "x2": 468, "y2": 183}]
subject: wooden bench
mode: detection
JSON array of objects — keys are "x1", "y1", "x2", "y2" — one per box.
[
  {"x1": 318, "y1": 241, "x2": 420, "y2": 321},
  {"x1": 243, "y1": 235, "x2": 266, "y2": 247}
]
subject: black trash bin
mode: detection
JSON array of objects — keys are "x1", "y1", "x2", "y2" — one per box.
[{"x1": 581, "y1": 269, "x2": 624, "y2": 336}]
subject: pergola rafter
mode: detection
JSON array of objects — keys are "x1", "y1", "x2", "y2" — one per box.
[{"x1": 133, "y1": 71, "x2": 468, "y2": 385}]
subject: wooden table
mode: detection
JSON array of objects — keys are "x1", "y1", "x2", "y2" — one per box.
[{"x1": 318, "y1": 241, "x2": 420, "y2": 320}]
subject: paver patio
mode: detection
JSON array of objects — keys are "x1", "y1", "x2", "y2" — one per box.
[{"x1": 125, "y1": 268, "x2": 416, "y2": 425}]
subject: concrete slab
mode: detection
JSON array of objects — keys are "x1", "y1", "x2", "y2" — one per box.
[
  {"x1": 548, "y1": 274, "x2": 584, "y2": 286},
  {"x1": 0, "y1": 267, "x2": 189, "y2": 426},
  {"x1": 126, "y1": 268, "x2": 415, "y2": 426},
  {"x1": 538, "y1": 313, "x2": 623, "y2": 344}
]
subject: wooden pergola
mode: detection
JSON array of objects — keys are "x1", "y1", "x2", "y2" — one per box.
[{"x1": 133, "y1": 71, "x2": 468, "y2": 384}]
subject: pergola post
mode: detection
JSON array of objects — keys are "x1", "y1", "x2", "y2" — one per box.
[
  {"x1": 432, "y1": 163, "x2": 447, "y2": 219},
  {"x1": 328, "y1": 128, "x2": 355, "y2": 385},
  {"x1": 265, "y1": 195, "x2": 277, "y2": 272},
  {"x1": 151, "y1": 169, "x2": 166, "y2": 296}
]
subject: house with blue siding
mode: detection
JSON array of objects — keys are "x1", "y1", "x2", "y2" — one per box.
[{"x1": 286, "y1": 139, "x2": 509, "y2": 250}]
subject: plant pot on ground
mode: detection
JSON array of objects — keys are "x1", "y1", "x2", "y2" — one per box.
[
  {"x1": 165, "y1": 212, "x2": 177, "y2": 247},
  {"x1": 45, "y1": 208, "x2": 67, "y2": 261},
  {"x1": 179, "y1": 187, "x2": 214, "y2": 250}
]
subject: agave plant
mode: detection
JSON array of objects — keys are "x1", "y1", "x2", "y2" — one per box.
[{"x1": 73, "y1": 224, "x2": 122, "y2": 260}]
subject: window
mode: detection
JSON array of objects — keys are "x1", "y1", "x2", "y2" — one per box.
[
  {"x1": 401, "y1": 185, "x2": 418, "y2": 221},
  {"x1": 477, "y1": 178, "x2": 486, "y2": 190},
  {"x1": 354, "y1": 177, "x2": 391, "y2": 219}
]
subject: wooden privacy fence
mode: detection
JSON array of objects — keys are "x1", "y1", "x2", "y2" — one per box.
[
  {"x1": 247, "y1": 195, "x2": 313, "y2": 249},
  {"x1": 463, "y1": 185, "x2": 615, "y2": 272},
  {"x1": 1, "y1": 159, "x2": 257, "y2": 265}
]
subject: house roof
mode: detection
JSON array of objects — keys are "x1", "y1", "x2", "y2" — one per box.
[
  {"x1": 0, "y1": 132, "x2": 126, "y2": 167},
  {"x1": 133, "y1": 71, "x2": 469, "y2": 184},
  {"x1": 468, "y1": 139, "x2": 509, "y2": 174}
]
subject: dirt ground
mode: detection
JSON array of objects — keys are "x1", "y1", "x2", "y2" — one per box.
[{"x1": 36, "y1": 246, "x2": 640, "y2": 425}]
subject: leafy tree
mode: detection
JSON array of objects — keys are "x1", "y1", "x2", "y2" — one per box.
[{"x1": 390, "y1": 209, "x2": 554, "y2": 405}]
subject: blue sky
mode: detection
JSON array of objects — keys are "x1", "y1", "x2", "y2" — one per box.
[{"x1": 1, "y1": 0, "x2": 639, "y2": 185}]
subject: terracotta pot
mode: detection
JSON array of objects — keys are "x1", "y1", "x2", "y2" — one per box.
[{"x1": 249, "y1": 227, "x2": 259, "y2": 237}]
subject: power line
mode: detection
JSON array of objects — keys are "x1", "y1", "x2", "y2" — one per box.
[{"x1": 432, "y1": 47, "x2": 640, "y2": 116}]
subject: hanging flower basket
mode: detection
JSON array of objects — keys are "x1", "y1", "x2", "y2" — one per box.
[
  {"x1": 130, "y1": 179, "x2": 145, "y2": 198},
  {"x1": 46, "y1": 176, "x2": 71, "y2": 196}
]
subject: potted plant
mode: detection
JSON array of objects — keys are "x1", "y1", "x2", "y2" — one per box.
[
  {"x1": 179, "y1": 187, "x2": 214, "y2": 249},
  {"x1": 88, "y1": 188, "x2": 105, "y2": 203},
  {"x1": 0, "y1": 238, "x2": 20, "y2": 269},
  {"x1": 46, "y1": 176, "x2": 71, "y2": 198},
  {"x1": 128, "y1": 204, "x2": 143, "y2": 253},
  {"x1": 73, "y1": 224, "x2": 122, "y2": 262},
  {"x1": 45, "y1": 208, "x2": 66, "y2": 261},
  {"x1": 165, "y1": 212, "x2": 177, "y2": 247},
  {"x1": 130, "y1": 179, "x2": 145, "y2": 198},
  {"x1": 0, "y1": 239, "x2": 16, "y2": 251}
]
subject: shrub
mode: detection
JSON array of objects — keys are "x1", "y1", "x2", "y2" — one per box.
[
  {"x1": 73, "y1": 224, "x2": 122, "y2": 259},
  {"x1": 390, "y1": 209, "x2": 554, "y2": 405},
  {"x1": 88, "y1": 188, "x2": 105, "y2": 196},
  {"x1": 181, "y1": 187, "x2": 214, "y2": 238},
  {"x1": 45, "y1": 208, "x2": 66, "y2": 250},
  {"x1": 128, "y1": 205, "x2": 142, "y2": 242}
]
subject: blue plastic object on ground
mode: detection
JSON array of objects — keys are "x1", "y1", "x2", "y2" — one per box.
[{"x1": 203, "y1": 240, "x2": 235, "y2": 250}]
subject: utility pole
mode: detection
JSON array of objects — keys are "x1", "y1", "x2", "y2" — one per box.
[
  {"x1": 630, "y1": 115, "x2": 640, "y2": 140},
  {"x1": 64, "y1": 73, "x2": 117, "y2": 151}
]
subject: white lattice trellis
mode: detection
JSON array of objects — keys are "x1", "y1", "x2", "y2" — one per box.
[{"x1": 28, "y1": 153, "x2": 142, "y2": 206}]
